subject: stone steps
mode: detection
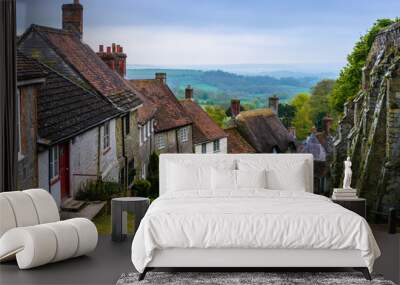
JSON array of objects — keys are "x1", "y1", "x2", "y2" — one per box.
[{"x1": 60, "y1": 201, "x2": 106, "y2": 220}]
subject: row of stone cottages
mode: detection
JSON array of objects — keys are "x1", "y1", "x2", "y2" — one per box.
[{"x1": 16, "y1": 1, "x2": 296, "y2": 207}]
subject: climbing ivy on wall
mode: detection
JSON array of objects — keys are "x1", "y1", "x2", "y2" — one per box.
[{"x1": 330, "y1": 18, "x2": 400, "y2": 112}]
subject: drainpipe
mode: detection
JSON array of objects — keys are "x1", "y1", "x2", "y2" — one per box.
[
  {"x1": 121, "y1": 117, "x2": 128, "y2": 192},
  {"x1": 175, "y1": 130, "x2": 180, "y2": 153}
]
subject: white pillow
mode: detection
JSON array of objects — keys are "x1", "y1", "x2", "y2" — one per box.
[
  {"x1": 236, "y1": 169, "x2": 267, "y2": 189},
  {"x1": 167, "y1": 162, "x2": 211, "y2": 191},
  {"x1": 211, "y1": 168, "x2": 237, "y2": 191},
  {"x1": 266, "y1": 163, "x2": 306, "y2": 191},
  {"x1": 238, "y1": 159, "x2": 308, "y2": 192}
]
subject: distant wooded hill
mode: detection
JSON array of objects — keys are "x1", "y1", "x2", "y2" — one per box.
[{"x1": 127, "y1": 68, "x2": 322, "y2": 108}]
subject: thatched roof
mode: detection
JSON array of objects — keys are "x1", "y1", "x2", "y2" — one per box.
[
  {"x1": 235, "y1": 108, "x2": 295, "y2": 153},
  {"x1": 225, "y1": 127, "x2": 256, "y2": 153}
]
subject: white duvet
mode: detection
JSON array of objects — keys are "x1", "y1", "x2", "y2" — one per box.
[{"x1": 131, "y1": 190, "x2": 380, "y2": 273}]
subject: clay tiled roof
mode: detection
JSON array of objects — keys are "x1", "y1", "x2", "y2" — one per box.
[
  {"x1": 32, "y1": 58, "x2": 121, "y2": 144},
  {"x1": 20, "y1": 25, "x2": 142, "y2": 112},
  {"x1": 180, "y1": 99, "x2": 226, "y2": 144},
  {"x1": 128, "y1": 79, "x2": 192, "y2": 132},
  {"x1": 235, "y1": 108, "x2": 295, "y2": 153},
  {"x1": 17, "y1": 51, "x2": 48, "y2": 81},
  {"x1": 224, "y1": 127, "x2": 255, "y2": 153}
]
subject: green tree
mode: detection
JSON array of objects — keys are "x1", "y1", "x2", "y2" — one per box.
[
  {"x1": 204, "y1": 105, "x2": 229, "y2": 127},
  {"x1": 309, "y1": 79, "x2": 335, "y2": 130},
  {"x1": 291, "y1": 93, "x2": 313, "y2": 140},
  {"x1": 331, "y1": 18, "x2": 399, "y2": 111},
  {"x1": 278, "y1": 103, "x2": 296, "y2": 128}
]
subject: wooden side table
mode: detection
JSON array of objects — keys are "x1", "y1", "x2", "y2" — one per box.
[
  {"x1": 111, "y1": 197, "x2": 150, "y2": 242},
  {"x1": 331, "y1": 197, "x2": 366, "y2": 219}
]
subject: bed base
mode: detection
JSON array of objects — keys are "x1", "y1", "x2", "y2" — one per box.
[
  {"x1": 138, "y1": 248, "x2": 371, "y2": 281},
  {"x1": 138, "y1": 267, "x2": 371, "y2": 281}
]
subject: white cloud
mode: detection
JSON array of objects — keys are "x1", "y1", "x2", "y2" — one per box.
[{"x1": 84, "y1": 25, "x2": 349, "y2": 66}]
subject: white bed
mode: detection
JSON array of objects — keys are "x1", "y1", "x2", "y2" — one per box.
[{"x1": 131, "y1": 154, "x2": 380, "y2": 280}]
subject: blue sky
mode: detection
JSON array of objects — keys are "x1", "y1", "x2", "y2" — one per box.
[{"x1": 17, "y1": 0, "x2": 400, "y2": 69}]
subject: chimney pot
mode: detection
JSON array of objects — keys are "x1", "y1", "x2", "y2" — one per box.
[
  {"x1": 74, "y1": 0, "x2": 79, "y2": 4},
  {"x1": 106, "y1": 46, "x2": 111, "y2": 53},
  {"x1": 268, "y1": 95, "x2": 279, "y2": 114},
  {"x1": 185, "y1": 85, "x2": 194, "y2": 100},
  {"x1": 120, "y1": 46, "x2": 123, "y2": 52},
  {"x1": 112, "y1": 43, "x2": 116, "y2": 53},
  {"x1": 99, "y1": 45, "x2": 104, "y2": 52},
  {"x1": 155, "y1": 72, "x2": 167, "y2": 84},
  {"x1": 231, "y1": 99, "x2": 241, "y2": 118}
]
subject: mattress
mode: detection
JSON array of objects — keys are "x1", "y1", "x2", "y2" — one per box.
[{"x1": 131, "y1": 190, "x2": 380, "y2": 273}]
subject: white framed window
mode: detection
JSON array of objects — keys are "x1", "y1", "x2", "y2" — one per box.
[
  {"x1": 146, "y1": 122, "x2": 150, "y2": 137},
  {"x1": 49, "y1": 145, "x2": 59, "y2": 179},
  {"x1": 139, "y1": 126, "x2": 143, "y2": 146},
  {"x1": 150, "y1": 119, "x2": 154, "y2": 133},
  {"x1": 201, "y1": 143, "x2": 207, "y2": 153},
  {"x1": 142, "y1": 163, "x2": 146, "y2": 179},
  {"x1": 103, "y1": 122, "x2": 110, "y2": 150},
  {"x1": 156, "y1": 134, "x2": 167, "y2": 150},
  {"x1": 213, "y1": 139, "x2": 220, "y2": 152},
  {"x1": 178, "y1": 127, "x2": 189, "y2": 143},
  {"x1": 144, "y1": 123, "x2": 148, "y2": 142}
]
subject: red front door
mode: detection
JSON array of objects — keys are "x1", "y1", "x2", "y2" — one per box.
[{"x1": 59, "y1": 143, "x2": 70, "y2": 200}]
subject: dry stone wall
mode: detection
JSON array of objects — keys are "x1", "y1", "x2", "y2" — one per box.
[{"x1": 332, "y1": 23, "x2": 400, "y2": 218}]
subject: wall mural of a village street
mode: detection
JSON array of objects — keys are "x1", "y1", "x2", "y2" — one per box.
[{"x1": 15, "y1": 0, "x2": 399, "y2": 228}]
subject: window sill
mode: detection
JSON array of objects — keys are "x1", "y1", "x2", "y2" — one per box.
[
  {"x1": 50, "y1": 176, "x2": 60, "y2": 186},
  {"x1": 102, "y1": 146, "x2": 111, "y2": 155}
]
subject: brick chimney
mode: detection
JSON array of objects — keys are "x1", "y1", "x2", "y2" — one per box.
[
  {"x1": 322, "y1": 116, "x2": 333, "y2": 135},
  {"x1": 155, "y1": 72, "x2": 167, "y2": 84},
  {"x1": 231, "y1": 99, "x2": 241, "y2": 118},
  {"x1": 96, "y1": 43, "x2": 127, "y2": 77},
  {"x1": 268, "y1": 95, "x2": 279, "y2": 114},
  {"x1": 185, "y1": 85, "x2": 193, "y2": 100},
  {"x1": 62, "y1": 0, "x2": 83, "y2": 39}
]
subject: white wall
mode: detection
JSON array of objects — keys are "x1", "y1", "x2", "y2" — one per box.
[
  {"x1": 38, "y1": 119, "x2": 120, "y2": 206},
  {"x1": 70, "y1": 127, "x2": 99, "y2": 197},
  {"x1": 220, "y1": 137, "x2": 228, "y2": 153},
  {"x1": 194, "y1": 137, "x2": 227, "y2": 154},
  {"x1": 100, "y1": 119, "x2": 119, "y2": 182},
  {"x1": 70, "y1": 119, "x2": 120, "y2": 195},
  {"x1": 38, "y1": 150, "x2": 61, "y2": 207}
]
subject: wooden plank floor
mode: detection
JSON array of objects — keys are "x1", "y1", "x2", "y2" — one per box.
[{"x1": 0, "y1": 227, "x2": 399, "y2": 285}]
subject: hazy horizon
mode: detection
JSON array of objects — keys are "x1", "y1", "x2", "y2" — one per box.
[{"x1": 126, "y1": 63, "x2": 340, "y2": 77}]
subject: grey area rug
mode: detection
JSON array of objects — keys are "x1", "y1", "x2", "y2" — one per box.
[{"x1": 116, "y1": 272, "x2": 395, "y2": 285}]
